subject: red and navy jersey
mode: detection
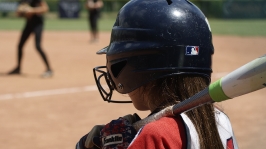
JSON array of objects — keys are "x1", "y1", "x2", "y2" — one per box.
[
  {"x1": 128, "y1": 115, "x2": 187, "y2": 149},
  {"x1": 128, "y1": 108, "x2": 238, "y2": 149}
]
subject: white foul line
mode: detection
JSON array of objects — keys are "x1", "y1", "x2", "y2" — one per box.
[
  {"x1": 0, "y1": 72, "x2": 228, "y2": 101},
  {"x1": 0, "y1": 85, "x2": 98, "y2": 101}
]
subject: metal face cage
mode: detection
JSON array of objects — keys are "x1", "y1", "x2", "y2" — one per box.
[{"x1": 93, "y1": 66, "x2": 132, "y2": 103}]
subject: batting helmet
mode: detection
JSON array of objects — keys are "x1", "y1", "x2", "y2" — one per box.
[{"x1": 93, "y1": 0, "x2": 214, "y2": 103}]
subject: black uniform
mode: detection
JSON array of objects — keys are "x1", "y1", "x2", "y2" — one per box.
[
  {"x1": 88, "y1": 0, "x2": 101, "y2": 39},
  {"x1": 9, "y1": 0, "x2": 52, "y2": 76}
]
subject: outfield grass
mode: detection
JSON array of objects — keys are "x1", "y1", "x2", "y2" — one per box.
[
  {"x1": 1, "y1": 16, "x2": 266, "y2": 36},
  {"x1": 0, "y1": 17, "x2": 115, "y2": 31},
  {"x1": 210, "y1": 19, "x2": 266, "y2": 36}
]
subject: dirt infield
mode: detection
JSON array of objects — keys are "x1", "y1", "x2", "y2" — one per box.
[{"x1": 0, "y1": 31, "x2": 265, "y2": 149}]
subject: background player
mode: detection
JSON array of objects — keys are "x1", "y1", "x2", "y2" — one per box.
[
  {"x1": 76, "y1": 0, "x2": 238, "y2": 148},
  {"x1": 8, "y1": 0, "x2": 53, "y2": 78},
  {"x1": 85, "y1": 0, "x2": 103, "y2": 43}
]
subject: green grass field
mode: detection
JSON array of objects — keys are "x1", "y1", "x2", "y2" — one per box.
[
  {"x1": 209, "y1": 19, "x2": 266, "y2": 36},
  {"x1": 0, "y1": 17, "x2": 115, "y2": 31},
  {"x1": 1, "y1": 14, "x2": 266, "y2": 36}
]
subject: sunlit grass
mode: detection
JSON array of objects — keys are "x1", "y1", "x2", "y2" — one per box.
[{"x1": 1, "y1": 14, "x2": 266, "y2": 36}]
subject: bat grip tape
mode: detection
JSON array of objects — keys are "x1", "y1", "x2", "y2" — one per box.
[{"x1": 209, "y1": 78, "x2": 230, "y2": 102}]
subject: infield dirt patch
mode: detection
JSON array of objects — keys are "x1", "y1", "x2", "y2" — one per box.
[{"x1": 0, "y1": 31, "x2": 265, "y2": 149}]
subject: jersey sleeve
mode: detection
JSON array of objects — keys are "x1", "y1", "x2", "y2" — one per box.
[
  {"x1": 215, "y1": 108, "x2": 239, "y2": 149},
  {"x1": 128, "y1": 116, "x2": 187, "y2": 149}
]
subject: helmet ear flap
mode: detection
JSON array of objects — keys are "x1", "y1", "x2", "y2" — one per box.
[{"x1": 110, "y1": 60, "x2": 127, "y2": 78}]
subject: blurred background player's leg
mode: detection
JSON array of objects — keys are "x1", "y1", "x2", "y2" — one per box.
[
  {"x1": 89, "y1": 9, "x2": 100, "y2": 42},
  {"x1": 33, "y1": 23, "x2": 53, "y2": 78},
  {"x1": 8, "y1": 22, "x2": 33, "y2": 75}
]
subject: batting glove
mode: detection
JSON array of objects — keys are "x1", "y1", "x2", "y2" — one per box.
[
  {"x1": 76, "y1": 125, "x2": 104, "y2": 149},
  {"x1": 76, "y1": 113, "x2": 141, "y2": 149},
  {"x1": 99, "y1": 113, "x2": 141, "y2": 149}
]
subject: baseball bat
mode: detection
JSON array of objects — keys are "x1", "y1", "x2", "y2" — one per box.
[{"x1": 133, "y1": 54, "x2": 266, "y2": 130}]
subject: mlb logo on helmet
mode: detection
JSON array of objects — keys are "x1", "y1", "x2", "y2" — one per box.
[{"x1": 186, "y1": 46, "x2": 199, "y2": 55}]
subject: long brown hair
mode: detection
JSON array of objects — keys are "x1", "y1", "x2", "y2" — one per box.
[{"x1": 142, "y1": 74, "x2": 224, "y2": 149}]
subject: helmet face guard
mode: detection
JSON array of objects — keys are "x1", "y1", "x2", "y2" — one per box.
[
  {"x1": 93, "y1": 0, "x2": 214, "y2": 103},
  {"x1": 93, "y1": 66, "x2": 132, "y2": 103}
]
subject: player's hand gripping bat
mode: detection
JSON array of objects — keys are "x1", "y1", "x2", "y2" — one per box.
[{"x1": 133, "y1": 54, "x2": 266, "y2": 130}]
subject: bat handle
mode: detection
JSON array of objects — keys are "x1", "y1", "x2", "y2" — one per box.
[
  {"x1": 172, "y1": 87, "x2": 213, "y2": 115},
  {"x1": 133, "y1": 88, "x2": 213, "y2": 130}
]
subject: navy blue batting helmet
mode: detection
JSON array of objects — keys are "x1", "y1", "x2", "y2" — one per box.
[{"x1": 93, "y1": 0, "x2": 214, "y2": 103}]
